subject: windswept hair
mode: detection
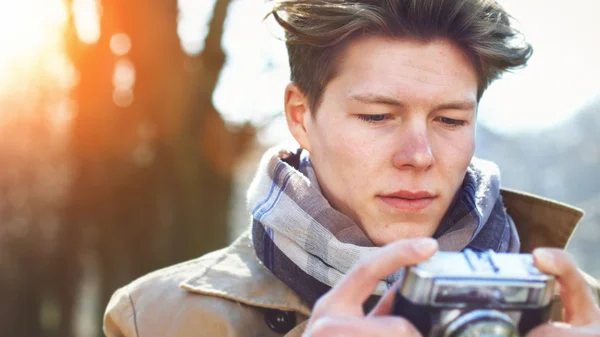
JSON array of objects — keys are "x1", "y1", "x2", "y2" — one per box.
[{"x1": 265, "y1": 0, "x2": 533, "y2": 111}]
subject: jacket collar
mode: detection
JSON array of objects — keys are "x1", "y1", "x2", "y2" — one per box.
[
  {"x1": 500, "y1": 188, "x2": 583, "y2": 252},
  {"x1": 180, "y1": 189, "x2": 584, "y2": 313},
  {"x1": 179, "y1": 231, "x2": 312, "y2": 316}
]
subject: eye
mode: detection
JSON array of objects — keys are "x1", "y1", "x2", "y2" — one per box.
[
  {"x1": 356, "y1": 114, "x2": 392, "y2": 124},
  {"x1": 436, "y1": 117, "x2": 466, "y2": 128}
]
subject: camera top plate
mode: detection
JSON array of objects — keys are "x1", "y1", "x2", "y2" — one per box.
[{"x1": 399, "y1": 249, "x2": 555, "y2": 309}]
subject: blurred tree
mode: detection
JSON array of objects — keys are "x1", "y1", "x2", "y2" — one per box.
[
  {"x1": 0, "y1": 117, "x2": 47, "y2": 337},
  {"x1": 0, "y1": 84, "x2": 73, "y2": 336},
  {"x1": 62, "y1": 0, "x2": 254, "y2": 336},
  {"x1": 0, "y1": 10, "x2": 74, "y2": 335}
]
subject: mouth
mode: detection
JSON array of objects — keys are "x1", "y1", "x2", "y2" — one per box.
[{"x1": 377, "y1": 190, "x2": 437, "y2": 211}]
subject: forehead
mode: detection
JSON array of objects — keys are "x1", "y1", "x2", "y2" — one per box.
[{"x1": 330, "y1": 36, "x2": 478, "y2": 104}]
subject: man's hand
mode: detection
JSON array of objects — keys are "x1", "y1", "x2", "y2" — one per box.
[
  {"x1": 528, "y1": 248, "x2": 600, "y2": 337},
  {"x1": 303, "y1": 237, "x2": 439, "y2": 337}
]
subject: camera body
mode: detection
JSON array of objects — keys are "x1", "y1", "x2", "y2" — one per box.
[{"x1": 392, "y1": 249, "x2": 555, "y2": 337}]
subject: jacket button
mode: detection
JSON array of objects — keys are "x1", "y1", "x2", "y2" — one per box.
[{"x1": 264, "y1": 309, "x2": 296, "y2": 334}]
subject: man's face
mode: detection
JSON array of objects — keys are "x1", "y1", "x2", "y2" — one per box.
[{"x1": 285, "y1": 36, "x2": 477, "y2": 245}]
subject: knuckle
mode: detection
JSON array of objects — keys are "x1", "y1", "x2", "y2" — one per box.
[
  {"x1": 308, "y1": 317, "x2": 339, "y2": 337},
  {"x1": 312, "y1": 295, "x2": 334, "y2": 317},
  {"x1": 352, "y1": 260, "x2": 378, "y2": 279}
]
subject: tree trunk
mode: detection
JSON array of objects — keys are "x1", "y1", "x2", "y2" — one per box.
[{"x1": 63, "y1": 0, "x2": 255, "y2": 334}]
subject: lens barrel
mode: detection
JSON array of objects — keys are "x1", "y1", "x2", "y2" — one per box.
[{"x1": 444, "y1": 310, "x2": 519, "y2": 337}]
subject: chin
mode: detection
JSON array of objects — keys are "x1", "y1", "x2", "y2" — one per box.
[{"x1": 367, "y1": 224, "x2": 434, "y2": 246}]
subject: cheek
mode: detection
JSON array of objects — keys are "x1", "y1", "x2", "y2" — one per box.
[
  {"x1": 329, "y1": 125, "x2": 383, "y2": 174},
  {"x1": 310, "y1": 122, "x2": 378, "y2": 189},
  {"x1": 434, "y1": 130, "x2": 475, "y2": 179}
]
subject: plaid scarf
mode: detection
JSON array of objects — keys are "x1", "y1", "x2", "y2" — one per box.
[{"x1": 249, "y1": 146, "x2": 520, "y2": 307}]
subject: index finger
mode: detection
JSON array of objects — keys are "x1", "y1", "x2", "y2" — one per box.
[{"x1": 327, "y1": 237, "x2": 438, "y2": 308}]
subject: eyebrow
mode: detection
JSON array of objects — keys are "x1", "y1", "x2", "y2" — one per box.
[
  {"x1": 349, "y1": 94, "x2": 476, "y2": 111},
  {"x1": 350, "y1": 94, "x2": 405, "y2": 107}
]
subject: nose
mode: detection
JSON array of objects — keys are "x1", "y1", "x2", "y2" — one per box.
[{"x1": 392, "y1": 123, "x2": 434, "y2": 171}]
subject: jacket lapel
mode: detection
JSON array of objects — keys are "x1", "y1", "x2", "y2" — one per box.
[{"x1": 500, "y1": 188, "x2": 584, "y2": 252}]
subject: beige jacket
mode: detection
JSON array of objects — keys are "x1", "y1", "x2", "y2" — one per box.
[{"x1": 104, "y1": 189, "x2": 600, "y2": 337}]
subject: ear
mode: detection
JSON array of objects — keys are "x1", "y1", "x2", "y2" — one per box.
[{"x1": 284, "y1": 83, "x2": 312, "y2": 152}]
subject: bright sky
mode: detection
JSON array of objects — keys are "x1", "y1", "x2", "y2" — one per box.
[
  {"x1": 0, "y1": 0, "x2": 70, "y2": 99},
  {"x1": 479, "y1": 0, "x2": 600, "y2": 134},
  {"x1": 195, "y1": 0, "x2": 600, "y2": 141}
]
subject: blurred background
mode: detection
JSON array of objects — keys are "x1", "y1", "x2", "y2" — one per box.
[{"x1": 0, "y1": 0, "x2": 598, "y2": 336}]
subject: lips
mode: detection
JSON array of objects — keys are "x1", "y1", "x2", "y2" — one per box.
[{"x1": 378, "y1": 190, "x2": 436, "y2": 211}]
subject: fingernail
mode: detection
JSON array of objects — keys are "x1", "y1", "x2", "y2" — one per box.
[{"x1": 414, "y1": 238, "x2": 438, "y2": 253}]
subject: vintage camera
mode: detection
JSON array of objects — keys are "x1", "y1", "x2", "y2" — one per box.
[{"x1": 392, "y1": 249, "x2": 555, "y2": 337}]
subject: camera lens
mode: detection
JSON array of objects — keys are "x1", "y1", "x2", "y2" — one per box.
[{"x1": 444, "y1": 310, "x2": 518, "y2": 337}]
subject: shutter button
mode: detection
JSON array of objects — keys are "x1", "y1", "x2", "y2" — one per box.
[{"x1": 264, "y1": 309, "x2": 296, "y2": 334}]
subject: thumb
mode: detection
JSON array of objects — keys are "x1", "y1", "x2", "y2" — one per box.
[{"x1": 533, "y1": 248, "x2": 600, "y2": 325}]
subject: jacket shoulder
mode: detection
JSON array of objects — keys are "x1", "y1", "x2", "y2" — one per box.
[
  {"x1": 103, "y1": 232, "x2": 307, "y2": 337},
  {"x1": 103, "y1": 248, "x2": 232, "y2": 337}
]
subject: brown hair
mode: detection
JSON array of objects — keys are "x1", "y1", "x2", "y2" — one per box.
[{"x1": 265, "y1": 0, "x2": 533, "y2": 112}]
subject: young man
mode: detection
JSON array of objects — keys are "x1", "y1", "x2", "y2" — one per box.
[{"x1": 104, "y1": 1, "x2": 600, "y2": 336}]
